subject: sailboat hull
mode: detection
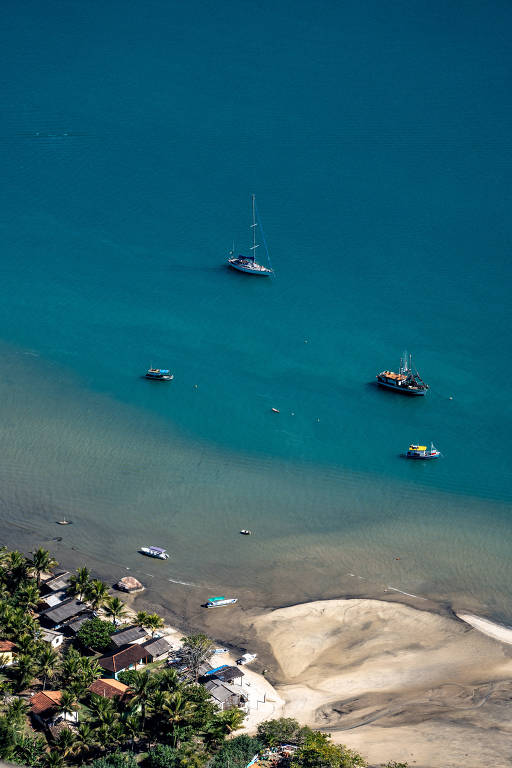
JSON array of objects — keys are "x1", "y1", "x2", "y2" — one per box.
[{"x1": 228, "y1": 260, "x2": 273, "y2": 276}]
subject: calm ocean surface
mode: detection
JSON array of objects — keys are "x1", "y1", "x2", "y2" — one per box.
[{"x1": 1, "y1": 0, "x2": 511, "y2": 619}]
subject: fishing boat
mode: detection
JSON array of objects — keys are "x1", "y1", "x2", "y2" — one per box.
[
  {"x1": 376, "y1": 352, "x2": 428, "y2": 396},
  {"x1": 227, "y1": 195, "x2": 274, "y2": 276},
  {"x1": 403, "y1": 443, "x2": 441, "y2": 460},
  {"x1": 139, "y1": 546, "x2": 170, "y2": 560},
  {"x1": 206, "y1": 596, "x2": 238, "y2": 607},
  {"x1": 240, "y1": 529, "x2": 251, "y2": 535},
  {"x1": 145, "y1": 368, "x2": 174, "y2": 381}
]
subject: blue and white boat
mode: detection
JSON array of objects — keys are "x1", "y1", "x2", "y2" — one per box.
[
  {"x1": 139, "y1": 546, "x2": 170, "y2": 560},
  {"x1": 403, "y1": 442, "x2": 441, "y2": 460},
  {"x1": 145, "y1": 367, "x2": 174, "y2": 381},
  {"x1": 227, "y1": 195, "x2": 274, "y2": 276},
  {"x1": 206, "y1": 596, "x2": 238, "y2": 607}
]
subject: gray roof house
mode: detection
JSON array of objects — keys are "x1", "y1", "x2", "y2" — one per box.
[
  {"x1": 66, "y1": 612, "x2": 95, "y2": 635},
  {"x1": 40, "y1": 599, "x2": 89, "y2": 628},
  {"x1": 143, "y1": 637, "x2": 172, "y2": 661},
  {"x1": 42, "y1": 572, "x2": 72, "y2": 593},
  {"x1": 111, "y1": 626, "x2": 148, "y2": 648},
  {"x1": 204, "y1": 679, "x2": 245, "y2": 711},
  {"x1": 211, "y1": 666, "x2": 244, "y2": 684}
]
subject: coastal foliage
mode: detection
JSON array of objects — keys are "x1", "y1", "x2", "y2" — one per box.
[
  {"x1": 257, "y1": 717, "x2": 312, "y2": 746},
  {"x1": 91, "y1": 752, "x2": 138, "y2": 768},
  {"x1": 210, "y1": 734, "x2": 263, "y2": 768},
  {"x1": 291, "y1": 731, "x2": 367, "y2": 768},
  {"x1": 180, "y1": 633, "x2": 216, "y2": 682},
  {"x1": 77, "y1": 616, "x2": 116, "y2": 651}
]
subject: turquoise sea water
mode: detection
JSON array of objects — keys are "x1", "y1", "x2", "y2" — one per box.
[{"x1": 1, "y1": 0, "x2": 511, "y2": 619}]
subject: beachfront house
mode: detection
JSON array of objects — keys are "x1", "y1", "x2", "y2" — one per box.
[
  {"x1": 142, "y1": 637, "x2": 172, "y2": 662},
  {"x1": 41, "y1": 590, "x2": 69, "y2": 608},
  {"x1": 98, "y1": 644, "x2": 149, "y2": 680},
  {"x1": 40, "y1": 599, "x2": 89, "y2": 629},
  {"x1": 89, "y1": 678, "x2": 130, "y2": 700},
  {"x1": 209, "y1": 665, "x2": 245, "y2": 685},
  {"x1": 41, "y1": 571, "x2": 72, "y2": 594},
  {"x1": 110, "y1": 626, "x2": 148, "y2": 648},
  {"x1": 65, "y1": 611, "x2": 96, "y2": 636},
  {"x1": 0, "y1": 640, "x2": 16, "y2": 667},
  {"x1": 41, "y1": 629, "x2": 64, "y2": 649},
  {"x1": 30, "y1": 691, "x2": 79, "y2": 729},
  {"x1": 204, "y1": 679, "x2": 246, "y2": 711}
]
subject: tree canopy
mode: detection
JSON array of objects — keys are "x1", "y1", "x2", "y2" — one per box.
[
  {"x1": 291, "y1": 731, "x2": 367, "y2": 768},
  {"x1": 77, "y1": 616, "x2": 115, "y2": 652}
]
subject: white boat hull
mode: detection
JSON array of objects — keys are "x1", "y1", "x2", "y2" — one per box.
[{"x1": 228, "y1": 260, "x2": 273, "y2": 276}]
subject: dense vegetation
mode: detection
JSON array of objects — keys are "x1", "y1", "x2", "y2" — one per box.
[{"x1": 0, "y1": 544, "x2": 409, "y2": 768}]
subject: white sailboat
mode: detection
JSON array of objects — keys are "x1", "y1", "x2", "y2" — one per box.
[{"x1": 227, "y1": 195, "x2": 274, "y2": 276}]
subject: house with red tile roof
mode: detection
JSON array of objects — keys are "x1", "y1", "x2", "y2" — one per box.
[
  {"x1": 30, "y1": 690, "x2": 78, "y2": 728},
  {"x1": 89, "y1": 678, "x2": 130, "y2": 700},
  {"x1": 98, "y1": 644, "x2": 149, "y2": 679}
]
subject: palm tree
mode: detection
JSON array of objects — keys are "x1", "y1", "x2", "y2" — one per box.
[
  {"x1": 85, "y1": 579, "x2": 110, "y2": 611},
  {"x1": 5, "y1": 550, "x2": 29, "y2": 590},
  {"x1": 16, "y1": 582, "x2": 40, "y2": 610},
  {"x1": 136, "y1": 610, "x2": 150, "y2": 628},
  {"x1": 162, "y1": 691, "x2": 196, "y2": 748},
  {"x1": 15, "y1": 653, "x2": 37, "y2": 691},
  {"x1": 44, "y1": 750, "x2": 64, "y2": 768},
  {"x1": 128, "y1": 669, "x2": 155, "y2": 732},
  {"x1": 58, "y1": 690, "x2": 79, "y2": 723},
  {"x1": 71, "y1": 722, "x2": 97, "y2": 762},
  {"x1": 123, "y1": 713, "x2": 142, "y2": 751},
  {"x1": 78, "y1": 656, "x2": 102, "y2": 687},
  {"x1": 37, "y1": 645, "x2": 60, "y2": 690},
  {"x1": 67, "y1": 565, "x2": 91, "y2": 601},
  {"x1": 216, "y1": 706, "x2": 246, "y2": 734},
  {"x1": 62, "y1": 647, "x2": 82, "y2": 681},
  {"x1": 29, "y1": 548, "x2": 58, "y2": 587},
  {"x1": 104, "y1": 596, "x2": 128, "y2": 627},
  {"x1": 88, "y1": 692, "x2": 116, "y2": 724},
  {"x1": 158, "y1": 667, "x2": 182, "y2": 693},
  {"x1": 144, "y1": 612, "x2": 164, "y2": 638},
  {"x1": 5, "y1": 697, "x2": 28, "y2": 731},
  {"x1": 53, "y1": 727, "x2": 76, "y2": 760}
]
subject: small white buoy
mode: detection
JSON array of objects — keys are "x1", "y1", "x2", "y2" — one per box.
[
  {"x1": 291, "y1": 411, "x2": 295, "y2": 416},
  {"x1": 193, "y1": 384, "x2": 198, "y2": 389},
  {"x1": 304, "y1": 339, "x2": 309, "y2": 344},
  {"x1": 316, "y1": 418, "x2": 320, "y2": 423},
  {"x1": 449, "y1": 396, "x2": 453, "y2": 400}
]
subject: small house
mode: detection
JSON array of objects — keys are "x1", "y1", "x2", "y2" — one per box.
[
  {"x1": 66, "y1": 611, "x2": 95, "y2": 635},
  {"x1": 110, "y1": 626, "x2": 148, "y2": 648},
  {"x1": 41, "y1": 629, "x2": 64, "y2": 649},
  {"x1": 143, "y1": 636, "x2": 172, "y2": 662},
  {"x1": 30, "y1": 691, "x2": 78, "y2": 728},
  {"x1": 41, "y1": 571, "x2": 72, "y2": 594},
  {"x1": 0, "y1": 640, "x2": 16, "y2": 667},
  {"x1": 40, "y1": 599, "x2": 89, "y2": 628},
  {"x1": 210, "y1": 665, "x2": 245, "y2": 685},
  {"x1": 89, "y1": 678, "x2": 130, "y2": 700},
  {"x1": 204, "y1": 679, "x2": 245, "y2": 711},
  {"x1": 98, "y1": 644, "x2": 149, "y2": 680},
  {"x1": 41, "y1": 590, "x2": 68, "y2": 608}
]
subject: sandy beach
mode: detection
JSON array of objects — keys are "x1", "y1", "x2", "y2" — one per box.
[{"x1": 246, "y1": 599, "x2": 512, "y2": 768}]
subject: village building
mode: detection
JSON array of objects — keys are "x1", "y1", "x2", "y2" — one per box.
[
  {"x1": 203, "y1": 679, "x2": 246, "y2": 711},
  {"x1": 0, "y1": 640, "x2": 16, "y2": 667},
  {"x1": 142, "y1": 636, "x2": 172, "y2": 662},
  {"x1": 41, "y1": 590, "x2": 68, "y2": 608},
  {"x1": 65, "y1": 611, "x2": 96, "y2": 635},
  {"x1": 40, "y1": 599, "x2": 89, "y2": 629},
  {"x1": 41, "y1": 629, "x2": 64, "y2": 649},
  {"x1": 30, "y1": 691, "x2": 78, "y2": 729},
  {"x1": 208, "y1": 665, "x2": 245, "y2": 685},
  {"x1": 98, "y1": 644, "x2": 150, "y2": 680},
  {"x1": 41, "y1": 571, "x2": 72, "y2": 594},
  {"x1": 89, "y1": 678, "x2": 130, "y2": 700},
  {"x1": 110, "y1": 625, "x2": 148, "y2": 648}
]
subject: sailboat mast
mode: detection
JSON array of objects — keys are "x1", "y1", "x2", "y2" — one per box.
[{"x1": 251, "y1": 194, "x2": 257, "y2": 259}]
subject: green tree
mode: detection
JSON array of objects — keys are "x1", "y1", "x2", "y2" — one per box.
[
  {"x1": 128, "y1": 669, "x2": 155, "y2": 731},
  {"x1": 58, "y1": 690, "x2": 79, "y2": 722},
  {"x1": 0, "y1": 715, "x2": 17, "y2": 761},
  {"x1": 43, "y1": 750, "x2": 65, "y2": 768},
  {"x1": 13, "y1": 733, "x2": 47, "y2": 767},
  {"x1": 86, "y1": 579, "x2": 111, "y2": 611},
  {"x1": 72, "y1": 722, "x2": 98, "y2": 762},
  {"x1": 53, "y1": 726, "x2": 76, "y2": 759},
  {"x1": 146, "y1": 744, "x2": 185, "y2": 768},
  {"x1": 90, "y1": 751, "x2": 138, "y2": 768},
  {"x1": 15, "y1": 652, "x2": 37, "y2": 691},
  {"x1": 104, "y1": 596, "x2": 128, "y2": 627},
  {"x1": 29, "y1": 547, "x2": 58, "y2": 587},
  {"x1": 257, "y1": 717, "x2": 308, "y2": 746},
  {"x1": 180, "y1": 633, "x2": 215, "y2": 682},
  {"x1": 37, "y1": 644, "x2": 61, "y2": 690},
  {"x1": 210, "y1": 735, "x2": 263, "y2": 768},
  {"x1": 68, "y1": 566, "x2": 92, "y2": 601},
  {"x1": 77, "y1": 616, "x2": 114, "y2": 651},
  {"x1": 291, "y1": 731, "x2": 367, "y2": 768},
  {"x1": 15, "y1": 581, "x2": 40, "y2": 610},
  {"x1": 145, "y1": 612, "x2": 165, "y2": 638},
  {"x1": 135, "y1": 610, "x2": 149, "y2": 628},
  {"x1": 161, "y1": 691, "x2": 196, "y2": 748},
  {"x1": 5, "y1": 697, "x2": 29, "y2": 731}
]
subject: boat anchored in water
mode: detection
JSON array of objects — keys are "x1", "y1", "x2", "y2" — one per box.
[
  {"x1": 139, "y1": 546, "x2": 170, "y2": 560},
  {"x1": 403, "y1": 443, "x2": 441, "y2": 460},
  {"x1": 206, "y1": 596, "x2": 238, "y2": 607},
  {"x1": 240, "y1": 529, "x2": 251, "y2": 535},
  {"x1": 227, "y1": 195, "x2": 274, "y2": 276},
  {"x1": 145, "y1": 367, "x2": 174, "y2": 381},
  {"x1": 377, "y1": 352, "x2": 428, "y2": 396}
]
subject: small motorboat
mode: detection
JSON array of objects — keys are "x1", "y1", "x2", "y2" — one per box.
[
  {"x1": 145, "y1": 368, "x2": 174, "y2": 381},
  {"x1": 240, "y1": 529, "x2": 251, "y2": 535},
  {"x1": 206, "y1": 596, "x2": 238, "y2": 607},
  {"x1": 57, "y1": 519, "x2": 72, "y2": 525},
  {"x1": 236, "y1": 652, "x2": 257, "y2": 665},
  {"x1": 403, "y1": 442, "x2": 441, "y2": 460},
  {"x1": 139, "y1": 546, "x2": 170, "y2": 560},
  {"x1": 271, "y1": 407, "x2": 280, "y2": 413}
]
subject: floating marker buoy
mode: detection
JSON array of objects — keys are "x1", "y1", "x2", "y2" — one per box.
[
  {"x1": 316, "y1": 418, "x2": 320, "y2": 423},
  {"x1": 449, "y1": 396, "x2": 453, "y2": 400},
  {"x1": 291, "y1": 412, "x2": 295, "y2": 416},
  {"x1": 193, "y1": 384, "x2": 198, "y2": 389},
  {"x1": 304, "y1": 339, "x2": 309, "y2": 344}
]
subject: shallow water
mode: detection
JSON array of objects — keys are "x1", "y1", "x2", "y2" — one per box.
[{"x1": 1, "y1": 0, "x2": 511, "y2": 621}]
